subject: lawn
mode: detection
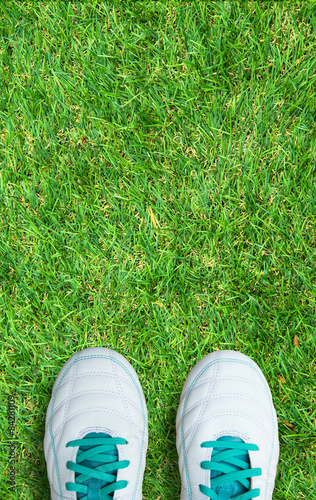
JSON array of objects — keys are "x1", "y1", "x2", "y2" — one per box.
[{"x1": 0, "y1": 1, "x2": 315, "y2": 499}]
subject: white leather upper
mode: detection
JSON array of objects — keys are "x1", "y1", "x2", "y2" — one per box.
[
  {"x1": 176, "y1": 350, "x2": 279, "y2": 500},
  {"x1": 44, "y1": 347, "x2": 148, "y2": 500}
]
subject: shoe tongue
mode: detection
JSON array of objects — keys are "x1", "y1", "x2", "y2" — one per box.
[
  {"x1": 87, "y1": 477, "x2": 102, "y2": 500},
  {"x1": 218, "y1": 491, "x2": 231, "y2": 500},
  {"x1": 76, "y1": 432, "x2": 118, "y2": 500},
  {"x1": 211, "y1": 436, "x2": 250, "y2": 500}
]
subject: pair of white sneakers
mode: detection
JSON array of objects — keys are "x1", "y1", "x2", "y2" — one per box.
[{"x1": 44, "y1": 348, "x2": 279, "y2": 500}]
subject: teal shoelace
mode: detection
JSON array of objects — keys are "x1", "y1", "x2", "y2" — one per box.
[
  {"x1": 200, "y1": 437, "x2": 262, "y2": 500},
  {"x1": 65, "y1": 432, "x2": 129, "y2": 500}
]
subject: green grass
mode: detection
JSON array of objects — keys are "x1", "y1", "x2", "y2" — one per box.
[{"x1": 0, "y1": 1, "x2": 316, "y2": 499}]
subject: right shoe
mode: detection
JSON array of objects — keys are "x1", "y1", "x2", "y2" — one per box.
[
  {"x1": 176, "y1": 350, "x2": 279, "y2": 500},
  {"x1": 44, "y1": 347, "x2": 148, "y2": 500}
]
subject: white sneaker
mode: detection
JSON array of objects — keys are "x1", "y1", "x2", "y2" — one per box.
[
  {"x1": 176, "y1": 350, "x2": 279, "y2": 500},
  {"x1": 44, "y1": 347, "x2": 148, "y2": 500}
]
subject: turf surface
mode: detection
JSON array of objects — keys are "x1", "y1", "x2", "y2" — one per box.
[{"x1": 1, "y1": 1, "x2": 315, "y2": 499}]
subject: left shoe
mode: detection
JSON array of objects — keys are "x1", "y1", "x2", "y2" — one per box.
[{"x1": 44, "y1": 347, "x2": 148, "y2": 500}]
